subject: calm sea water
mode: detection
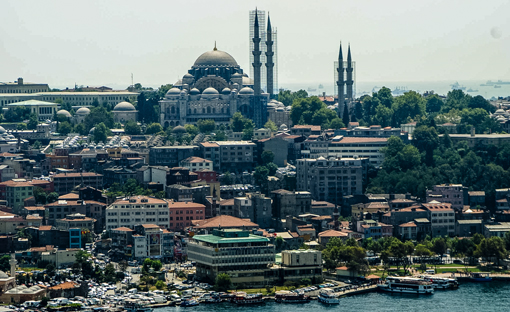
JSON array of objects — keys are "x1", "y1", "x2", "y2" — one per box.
[{"x1": 158, "y1": 282, "x2": 510, "y2": 311}]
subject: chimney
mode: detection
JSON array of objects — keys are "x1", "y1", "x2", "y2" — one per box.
[{"x1": 17, "y1": 78, "x2": 23, "y2": 85}]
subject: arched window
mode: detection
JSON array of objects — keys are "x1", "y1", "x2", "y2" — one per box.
[
  {"x1": 207, "y1": 107, "x2": 211, "y2": 114},
  {"x1": 188, "y1": 109, "x2": 191, "y2": 114},
  {"x1": 171, "y1": 106, "x2": 175, "y2": 114},
  {"x1": 202, "y1": 108, "x2": 205, "y2": 114},
  {"x1": 221, "y1": 107, "x2": 224, "y2": 113},
  {"x1": 194, "y1": 108, "x2": 197, "y2": 114},
  {"x1": 213, "y1": 107, "x2": 216, "y2": 114}
]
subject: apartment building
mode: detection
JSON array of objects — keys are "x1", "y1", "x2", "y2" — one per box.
[
  {"x1": 132, "y1": 224, "x2": 174, "y2": 261},
  {"x1": 180, "y1": 157, "x2": 213, "y2": 172},
  {"x1": 167, "y1": 200, "x2": 205, "y2": 231},
  {"x1": 422, "y1": 202, "x2": 455, "y2": 237},
  {"x1": 328, "y1": 136, "x2": 388, "y2": 166},
  {"x1": 52, "y1": 172, "x2": 103, "y2": 195},
  {"x1": 426, "y1": 184, "x2": 468, "y2": 211},
  {"x1": 105, "y1": 196, "x2": 169, "y2": 230},
  {"x1": 148, "y1": 146, "x2": 199, "y2": 167},
  {"x1": 296, "y1": 157, "x2": 368, "y2": 205}
]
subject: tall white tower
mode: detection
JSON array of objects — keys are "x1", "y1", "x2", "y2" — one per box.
[{"x1": 9, "y1": 253, "x2": 17, "y2": 278}]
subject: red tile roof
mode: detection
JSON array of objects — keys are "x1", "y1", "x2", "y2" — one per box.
[
  {"x1": 167, "y1": 201, "x2": 206, "y2": 209},
  {"x1": 192, "y1": 215, "x2": 258, "y2": 229},
  {"x1": 112, "y1": 227, "x2": 134, "y2": 232},
  {"x1": 319, "y1": 229, "x2": 348, "y2": 238},
  {"x1": 48, "y1": 281, "x2": 79, "y2": 290}
]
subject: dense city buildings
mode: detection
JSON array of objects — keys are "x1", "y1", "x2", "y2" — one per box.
[{"x1": 52, "y1": 172, "x2": 103, "y2": 195}]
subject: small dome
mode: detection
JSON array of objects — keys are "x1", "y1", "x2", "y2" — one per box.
[
  {"x1": 232, "y1": 73, "x2": 242, "y2": 78},
  {"x1": 76, "y1": 107, "x2": 90, "y2": 115},
  {"x1": 239, "y1": 87, "x2": 254, "y2": 95},
  {"x1": 174, "y1": 79, "x2": 183, "y2": 86},
  {"x1": 495, "y1": 109, "x2": 506, "y2": 114},
  {"x1": 0, "y1": 126, "x2": 6, "y2": 134},
  {"x1": 203, "y1": 87, "x2": 219, "y2": 95},
  {"x1": 242, "y1": 76, "x2": 254, "y2": 86},
  {"x1": 221, "y1": 87, "x2": 231, "y2": 94},
  {"x1": 172, "y1": 125, "x2": 186, "y2": 134},
  {"x1": 166, "y1": 87, "x2": 181, "y2": 96},
  {"x1": 190, "y1": 88, "x2": 200, "y2": 95},
  {"x1": 183, "y1": 73, "x2": 193, "y2": 78},
  {"x1": 114, "y1": 102, "x2": 136, "y2": 111},
  {"x1": 57, "y1": 110, "x2": 72, "y2": 118},
  {"x1": 0, "y1": 271, "x2": 8, "y2": 279}
]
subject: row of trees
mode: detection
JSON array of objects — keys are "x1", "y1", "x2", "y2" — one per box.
[
  {"x1": 290, "y1": 96, "x2": 345, "y2": 129},
  {"x1": 105, "y1": 179, "x2": 165, "y2": 199}
]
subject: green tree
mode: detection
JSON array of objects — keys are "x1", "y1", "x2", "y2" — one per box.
[
  {"x1": 124, "y1": 120, "x2": 141, "y2": 135},
  {"x1": 413, "y1": 125, "x2": 439, "y2": 166},
  {"x1": 47, "y1": 192, "x2": 59, "y2": 203},
  {"x1": 84, "y1": 106, "x2": 114, "y2": 131},
  {"x1": 74, "y1": 123, "x2": 87, "y2": 135},
  {"x1": 215, "y1": 273, "x2": 231, "y2": 292},
  {"x1": 264, "y1": 120, "x2": 278, "y2": 132},
  {"x1": 93, "y1": 122, "x2": 108, "y2": 143},
  {"x1": 17, "y1": 123, "x2": 27, "y2": 130},
  {"x1": 197, "y1": 119, "x2": 216, "y2": 133},
  {"x1": 58, "y1": 121, "x2": 73, "y2": 135},
  {"x1": 184, "y1": 124, "x2": 199, "y2": 136},
  {"x1": 220, "y1": 172, "x2": 233, "y2": 185},
  {"x1": 46, "y1": 263, "x2": 56, "y2": 276},
  {"x1": 0, "y1": 255, "x2": 10, "y2": 272},
  {"x1": 275, "y1": 236, "x2": 284, "y2": 250},
  {"x1": 146, "y1": 123, "x2": 163, "y2": 134},
  {"x1": 426, "y1": 93, "x2": 443, "y2": 113},
  {"x1": 155, "y1": 280, "x2": 165, "y2": 290},
  {"x1": 329, "y1": 118, "x2": 345, "y2": 129},
  {"x1": 33, "y1": 187, "x2": 48, "y2": 204},
  {"x1": 392, "y1": 91, "x2": 426, "y2": 126},
  {"x1": 230, "y1": 112, "x2": 246, "y2": 132},
  {"x1": 261, "y1": 150, "x2": 275, "y2": 165},
  {"x1": 253, "y1": 166, "x2": 269, "y2": 188},
  {"x1": 27, "y1": 113, "x2": 39, "y2": 130},
  {"x1": 431, "y1": 238, "x2": 447, "y2": 257},
  {"x1": 342, "y1": 104, "x2": 350, "y2": 126}
]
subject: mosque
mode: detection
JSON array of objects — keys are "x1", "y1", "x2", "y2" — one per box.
[{"x1": 160, "y1": 11, "x2": 274, "y2": 129}]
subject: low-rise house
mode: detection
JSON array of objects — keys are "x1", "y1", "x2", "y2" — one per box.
[
  {"x1": 484, "y1": 222, "x2": 510, "y2": 238},
  {"x1": 456, "y1": 220, "x2": 483, "y2": 237},
  {"x1": 318, "y1": 229, "x2": 348, "y2": 246}
]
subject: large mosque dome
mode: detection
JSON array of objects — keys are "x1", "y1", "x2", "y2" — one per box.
[{"x1": 193, "y1": 48, "x2": 238, "y2": 68}]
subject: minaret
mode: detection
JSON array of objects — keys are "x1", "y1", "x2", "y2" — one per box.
[
  {"x1": 346, "y1": 44, "x2": 353, "y2": 102},
  {"x1": 252, "y1": 9, "x2": 262, "y2": 96},
  {"x1": 9, "y1": 253, "x2": 16, "y2": 278},
  {"x1": 337, "y1": 43, "x2": 344, "y2": 108},
  {"x1": 265, "y1": 14, "x2": 274, "y2": 97}
]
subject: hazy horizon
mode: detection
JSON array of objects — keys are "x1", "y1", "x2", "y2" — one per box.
[{"x1": 1, "y1": 0, "x2": 510, "y2": 90}]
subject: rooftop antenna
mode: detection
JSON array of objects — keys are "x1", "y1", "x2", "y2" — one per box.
[
  {"x1": 131, "y1": 73, "x2": 133, "y2": 88},
  {"x1": 214, "y1": 41, "x2": 217, "y2": 51}
]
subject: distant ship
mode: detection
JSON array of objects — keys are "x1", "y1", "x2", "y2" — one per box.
[
  {"x1": 467, "y1": 88, "x2": 479, "y2": 92},
  {"x1": 451, "y1": 82, "x2": 466, "y2": 91},
  {"x1": 307, "y1": 87, "x2": 317, "y2": 92},
  {"x1": 494, "y1": 85, "x2": 502, "y2": 88},
  {"x1": 481, "y1": 80, "x2": 510, "y2": 86},
  {"x1": 392, "y1": 86, "x2": 408, "y2": 95}
]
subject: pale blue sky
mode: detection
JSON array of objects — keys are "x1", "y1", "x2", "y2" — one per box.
[{"x1": 1, "y1": 0, "x2": 509, "y2": 89}]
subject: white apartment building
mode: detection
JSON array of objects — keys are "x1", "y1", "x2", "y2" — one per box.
[
  {"x1": 105, "y1": 196, "x2": 169, "y2": 230},
  {"x1": 328, "y1": 136, "x2": 388, "y2": 166},
  {"x1": 423, "y1": 202, "x2": 455, "y2": 237},
  {"x1": 180, "y1": 157, "x2": 213, "y2": 172},
  {"x1": 0, "y1": 91, "x2": 138, "y2": 108},
  {"x1": 132, "y1": 224, "x2": 173, "y2": 260}
]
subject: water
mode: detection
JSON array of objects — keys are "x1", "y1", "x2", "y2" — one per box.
[
  {"x1": 282, "y1": 80, "x2": 510, "y2": 100},
  {"x1": 158, "y1": 282, "x2": 510, "y2": 311}
]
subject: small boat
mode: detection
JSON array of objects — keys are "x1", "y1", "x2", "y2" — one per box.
[
  {"x1": 180, "y1": 298, "x2": 199, "y2": 307},
  {"x1": 232, "y1": 292, "x2": 264, "y2": 305},
  {"x1": 275, "y1": 290, "x2": 310, "y2": 303},
  {"x1": 420, "y1": 275, "x2": 459, "y2": 290},
  {"x1": 494, "y1": 85, "x2": 502, "y2": 88},
  {"x1": 451, "y1": 81, "x2": 466, "y2": 90},
  {"x1": 469, "y1": 272, "x2": 492, "y2": 282},
  {"x1": 378, "y1": 277, "x2": 434, "y2": 295},
  {"x1": 307, "y1": 87, "x2": 317, "y2": 92},
  {"x1": 317, "y1": 288, "x2": 339, "y2": 305},
  {"x1": 124, "y1": 299, "x2": 154, "y2": 312},
  {"x1": 467, "y1": 88, "x2": 479, "y2": 92}
]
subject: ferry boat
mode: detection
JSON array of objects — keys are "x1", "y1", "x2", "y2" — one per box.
[
  {"x1": 275, "y1": 290, "x2": 310, "y2": 303},
  {"x1": 232, "y1": 292, "x2": 265, "y2": 305},
  {"x1": 469, "y1": 272, "x2": 492, "y2": 282},
  {"x1": 420, "y1": 275, "x2": 459, "y2": 290},
  {"x1": 317, "y1": 288, "x2": 340, "y2": 305},
  {"x1": 124, "y1": 299, "x2": 154, "y2": 312},
  {"x1": 180, "y1": 298, "x2": 199, "y2": 307},
  {"x1": 378, "y1": 277, "x2": 434, "y2": 295}
]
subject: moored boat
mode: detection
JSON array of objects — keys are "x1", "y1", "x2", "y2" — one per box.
[
  {"x1": 420, "y1": 275, "x2": 459, "y2": 289},
  {"x1": 318, "y1": 288, "x2": 339, "y2": 305},
  {"x1": 275, "y1": 290, "x2": 310, "y2": 303},
  {"x1": 233, "y1": 292, "x2": 265, "y2": 305},
  {"x1": 469, "y1": 272, "x2": 492, "y2": 282},
  {"x1": 378, "y1": 277, "x2": 434, "y2": 295},
  {"x1": 124, "y1": 299, "x2": 154, "y2": 312},
  {"x1": 180, "y1": 298, "x2": 200, "y2": 307}
]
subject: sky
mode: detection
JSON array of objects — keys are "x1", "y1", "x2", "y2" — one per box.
[{"x1": 1, "y1": 0, "x2": 510, "y2": 90}]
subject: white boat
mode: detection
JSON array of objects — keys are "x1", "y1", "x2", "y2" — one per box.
[
  {"x1": 420, "y1": 275, "x2": 459, "y2": 290},
  {"x1": 378, "y1": 277, "x2": 434, "y2": 295},
  {"x1": 318, "y1": 288, "x2": 339, "y2": 304},
  {"x1": 124, "y1": 299, "x2": 154, "y2": 312}
]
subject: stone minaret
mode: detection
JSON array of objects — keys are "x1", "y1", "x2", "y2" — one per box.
[
  {"x1": 252, "y1": 10, "x2": 262, "y2": 96},
  {"x1": 265, "y1": 14, "x2": 274, "y2": 97},
  {"x1": 9, "y1": 254, "x2": 16, "y2": 278},
  {"x1": 346, "y1": 44, "x2": 353, "y2": 102},
  {"x1": 337, "y1": 43, "x2": 344, "y2": 107}
]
